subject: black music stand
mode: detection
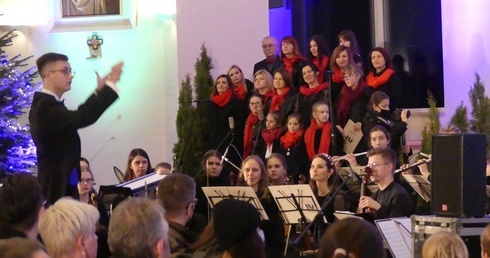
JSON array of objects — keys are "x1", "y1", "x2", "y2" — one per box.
[
  {"x1": 201, "y1": 186, "x2": 269, "y2": 220},
  {"x1": 402, "y1": 174, "x2": 431, "y2": 202},
  {"x1": 98, "y1": 185, "x2": 133, "y2": 215}
]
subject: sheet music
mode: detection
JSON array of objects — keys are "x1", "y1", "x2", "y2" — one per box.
[
  {"x1": 343, "y1": 119, "x2": 363, "y2": 154},
  {"x1": 268, "y1": 185, "x2": 323, "y2": 224},
  {"x1": 375, "y1": 218, "x2": 412, "y2": 258},
  {"x1": 402, "y1": 174, "x2": 431, "y2": 202},
  {"x1": 116, "y1": 173, "x2": 166, "y2": 190},
  {"x1": 333, "y1": 211, "x2": 363, "y2": 220},
  {"x1": 202, "y1": 186, "x2": 269, "y2": 220}
]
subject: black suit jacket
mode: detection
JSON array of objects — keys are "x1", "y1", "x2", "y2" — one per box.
[
  {"x1": 253, "y1": 55, "x2": 283, "y2": 77},
  {"x1": 29, "y1": 86, "x2": 118, "y2": 204}
]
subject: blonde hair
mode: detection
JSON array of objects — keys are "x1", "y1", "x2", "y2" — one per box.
[
  {"x1": 39, "y1": 198, "x2": 99, "y2": 257},
  {"x1": 422, "y1": 231, "x2": 468, "y2": 258},
  {"x1": 253, "y1": 69, "x2": 274, "y2": 92}
]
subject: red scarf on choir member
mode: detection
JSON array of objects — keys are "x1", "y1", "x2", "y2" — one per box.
[
  {"x1": 336, "y1": 79, "x2": 367, "y2": 127},
  {"x1": 262, "y1": 91, "x2": 273, "y2": 105},
  {"x1": 331, "y1": 68, "x2": 345, "y2": 83},
  {"x1": 211, "y1": 89, "x2": 233, "y2": 107},
  {"x1": 269, "y1": 87, "x2": 291, "y2": 112},
  {"x1": 304, "y1": 118, "x2": 332, "y2": 161},
  {"x1": 280, "y1": 130, "x2": 304, "y2": 149},
  {"x1": 282, "y1": 56, "x2": 305, "y2": 73},
  {"x1": 299, "y1": 82, "x2": 328, "y2": 96},
  {"x1": 366, "y1": 68, "x2": 395, "y2": 89},
  {"x1": 243, "y1": 113, "x2": 259, "y2": 158},
  {"x1": 261, "y1": 127, "x2": 282, "y2": 145},
  {"x1": 312, "y1": 55, "x2": 329, "y2": 83},
  {"x1": 234, "y1": 84, "x2": 247, "y2": 100}
]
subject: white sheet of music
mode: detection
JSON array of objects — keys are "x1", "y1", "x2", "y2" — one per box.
[
  {"x1": 268, "y1": 185, "x2": 322, "y2": 224},
  {"x1": 375, "y1": 217, "x2": 413, "y2": 258}
]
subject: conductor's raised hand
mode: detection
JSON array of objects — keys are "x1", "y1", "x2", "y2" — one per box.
[{"x1": 107, "y1": 61, "x2": 124, "y2": 83}]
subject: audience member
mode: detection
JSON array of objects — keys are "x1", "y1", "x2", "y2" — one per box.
[
  {"x1": 38, "y1": 198, "x2": 99, "y2": 258},
  {"x1": 108, "y1": 197, "x2": 170, "y2": 258},
  {"x1": 0, "y1": 237, "x2": 50, "y2": 258},
  {"x1": 213, "y1": 199, "x2": 266, "y2": 258},
  {"x1": 155, "y1": 162, "x2": 172, "y2": 175},
  {"x1": 0, "y1": 172, "x2": 44, "y2": 240},
  {"x1": 189, "y1": 222, "x2": 222, "y2": 258},
  {"x1": 123, "y1": 148, "x2": 152, "y2": 182},
  {"x1": 481, "y1": 225, "x2": 490, "y2": 258},
  {"x1": 157, "y1": 173, "x2": 199, "y2": 256},
  {"x1": 318, "y1": 217, "x2": 385, "y2": 258},
  {"x1": 422, "y1": 231, "x2": 468, "y2": 258},
  {"x1": 253, "y1": 36, "x2": 282, "y2": 76}
]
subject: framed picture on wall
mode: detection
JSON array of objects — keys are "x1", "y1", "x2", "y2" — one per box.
[
  {"x1": 51, "y1": 0, "x2": 136, "y2": 32},
  {"x1": 61, "y1": 0, "x2": 121, "y2": 17}
]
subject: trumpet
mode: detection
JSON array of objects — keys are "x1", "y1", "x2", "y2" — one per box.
[{"x1": 332, "y1": 152, "x2": 367, "y2": 162}]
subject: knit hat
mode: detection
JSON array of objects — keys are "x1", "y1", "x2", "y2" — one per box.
[{"x1": 212, "y1": 198, "x2": 261, "y2": 250}]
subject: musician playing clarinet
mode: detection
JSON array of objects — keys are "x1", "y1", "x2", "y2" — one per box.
[{"x1": 357, "y1": 147, "x2": 412, "y2": 219}]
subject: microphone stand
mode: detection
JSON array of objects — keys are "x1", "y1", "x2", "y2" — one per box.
[
  {"x1": 326, "y1": 70, "x2": 337, "y2": 156},
  {"x1": 251, "y1": 120, "x2": 263, "y2": 156},
  {"x1": 293, "y1": 168, "x2": 352, "y2": 245}
]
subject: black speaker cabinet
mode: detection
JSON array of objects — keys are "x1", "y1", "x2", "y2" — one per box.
[{"x1": 431, "y1": 134, "x2": 487, "y2": 217}]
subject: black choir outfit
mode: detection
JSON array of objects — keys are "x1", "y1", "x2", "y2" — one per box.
[
  {"x1": 279, "y1": 132, "x2": 308, "y2": 183},
  {"x1": 29, "y1": 86, "x2": 118, "y2": 205},
  {"x1": 314, "y1": 190, "x2": 348, "y2": 238},
  {"x1": 258, "y1": 191, "x2": 284, "y2": 258},
  {"x1": 270, "y1": 88, "x2": 298, "y2": 126},
  {"x1": 296, "y1": 83, "x2": 328, "y2": 129},
  {"x1": 304, "y1": 119, "x2": 344, "y2": 161},
  {"x1": 258, "y1": 127, "x2": 282, "y2": 160},
  {"x1": 365, "y1": 67, "x2": 402, "y2": 111},
  {"x1": 282, "y1": 57, "x2": 307, "y2": 89},
  {"x1": 243, "y1": 113, "x2": 263, "y2": 158},
  {"x1": 311, "y1": 55, "x2": 329, "y2": 84},
  {"x1": 370, "y1": 180, "x2": 412, "y2": 219},
  {"x1": 253, "y1": 55, "x2": 283, "y2": 77}
]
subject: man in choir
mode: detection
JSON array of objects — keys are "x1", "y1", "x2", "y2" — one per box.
[
  {"x1": 358, "y1": 147, "x2": 412, "y2": 218},
  {"x1": 253, "y1": 36, "x2": 282, "y2": 76},
  {"x1": 0, "y1": 173, "x2": 45, "y2": 240},
  {"x1": 109, "y1": 198, "x2": 170, "y2": 258},
  {"x1": 157, "y1": 174, "x2": 199, "y2": 257},
  {"x1": 29, "y1": 53, "x2": 123, "y2": 205}
]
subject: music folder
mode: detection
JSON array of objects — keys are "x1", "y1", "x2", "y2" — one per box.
[
  {"x1": 375, "y1": 217, "x2": 413, "y2": 258},
  {"x1": 401, "y1": 173, "x2": 431, "y2": 202},
  {"x1": 202, "y1": 186, "x2": 269, "y2": 220}
]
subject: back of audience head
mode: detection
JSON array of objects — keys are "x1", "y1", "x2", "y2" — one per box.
[
  {"x1": 422, "y1": 231, "x2": 468, "y2": 258},
  {"x1": 201, "y1": 150, "x2": 223, "y2": 178},
  {"x1": 213, "y1": 199, "x2": 265, "y2": 258},
  {"x1": 38, "y1": 197, "x2": 99, "y2": 258},
  {"x1": 157, "y1": 173, "x2": 196, "y2": 224},
  {"x1": 155, "y1": 162, "x2": 172, "y2": 175},
  {"x1": 108, "y1": 197, "x2": 170, "y2": 258},
  {"x1": 0, "y1": 237, "x2": 50, "y2": 258},
  {"x1": 124, "y1": 148, "x2": 152, "y2": 181},
  {"x1": 0, "y1": 172, "x2": 44, "y2": 239},
  {"x1": 319, "y1": 217, "x2": 385, "y2": 258}
]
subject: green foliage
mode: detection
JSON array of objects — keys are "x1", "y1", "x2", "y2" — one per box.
[
  {"x1": 421, "y1": 91, "x2": 441, "y2": 154},
  {"x1": 173, "y1": 44, "x2": 214, "y2": 177},
  {"x1": 450, "y1": 102, "x2": 469, "y2": 133}
]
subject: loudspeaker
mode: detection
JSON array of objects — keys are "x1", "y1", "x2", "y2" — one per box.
[{"x1": 431, "y1": 134, "x2": 487, "y2": 217}]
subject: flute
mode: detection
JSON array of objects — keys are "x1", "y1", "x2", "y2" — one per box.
[
  {"x1": 332, "y1": 152, "x2": 367, "y2": 162},
  {"x1": 394, "y1": 158, "x2": 432, "y2": 174}
]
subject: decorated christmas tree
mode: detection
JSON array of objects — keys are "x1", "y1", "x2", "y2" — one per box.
[{"x1": 0, "y1": 30, "x2": 40, "y2": 174}]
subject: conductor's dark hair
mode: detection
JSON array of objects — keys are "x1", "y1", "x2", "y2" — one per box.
[{"x1": 36, "y1": 53, "x2": 68, "y2": 77}]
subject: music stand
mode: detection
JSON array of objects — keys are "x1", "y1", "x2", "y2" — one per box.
[
  {"x1": 268, "y1": 185, "x2": 323, "y2": 256},
  {"x1": 402, "y1": 174, "x2": 431, "y2": 202},
  {"x1": 337, "y1": 166, "x2": 364, "y2": 192},
  {"x1": 98, "y1": 185, "x2": 133, "y2": 215},
  {"x1": 201, "y1": 186, "x2": 269, "y2": 220}
]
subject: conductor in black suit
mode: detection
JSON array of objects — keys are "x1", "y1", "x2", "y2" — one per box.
[{"x1": 29, "y1": 53, "x2": 123, "y2": 205}]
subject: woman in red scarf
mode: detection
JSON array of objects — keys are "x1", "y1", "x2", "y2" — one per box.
[
  {"x1": 280, "y1": 36, "x2": 307, "y2": 89},
  {"x1": 243, "y1": 94, "x2": 265, "y2": 158},
  {"x1": 365, "y1": 47, "x2": 401, "y2": 111},
  {"x1": 307, "y1": 35, "x2": 330, "y2": 83},
  {"x1": 208, "y1": 74, "x2": 244, "y2": 163},
  {"x1": 269, "y1": 69, "x2": 297, "y2": 125},
  {"x1": 304, "y1": 101, "x2": 343, "y2": 161},
  {"x1": 329, "y1": 46, "x2": 355, "y2": 105},
  {"x1": 296, "y1": 63, "x2": 329, "y2": 129},
  {"x1": 279, "y1": 112, "x2": 308, "y2": 183},
  {"x1": 253, "y1": 69, "x2": 274, "y2": 116},
  {"x1": 228, "y1": 64, "x2": 254, "y2": 103}
]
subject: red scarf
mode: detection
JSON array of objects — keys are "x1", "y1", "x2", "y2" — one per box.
[
  {"x1": 331, "y1": 68, "x2": 344, "y2": 83},
  {"x1": 243, "y1": 113, "x2": 259, "y2": 158},
  {"x1": 261, "y1": 127, "x2": 282, "y2": 145},
  {"x1": 304, "y1": 119, "x2": 332, "y2": 161},
  {"x1": 299, "y1": 82, "x2": 328, "y2": 96},
  {"x1": 337, "y1": 79, "x2": 367, "y2": 127},
  {"x1": 366, "y1": 68, "x2": 395, "y2": 89},
  {"x1": 262, "y1": 91, "x2": 273, "y2": 105},
  {"x1": 234, "y1": 84, "x2": 247, "y2": 100},
  {"x1": 280, "y1": 130, "x2": 304, "y2": 149},
  {"x1": 269, "y1": 87, "x2": 291, "y2": 112},
  {"x1": 282, "y1": 56, "x2": 305, "y2": 73},
  {"x1": 211, "y1": 89, "x2": 233, "y2": 107},
  {"x1": 312, "y1": 55, "x2": 329, "y2": 83}
]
